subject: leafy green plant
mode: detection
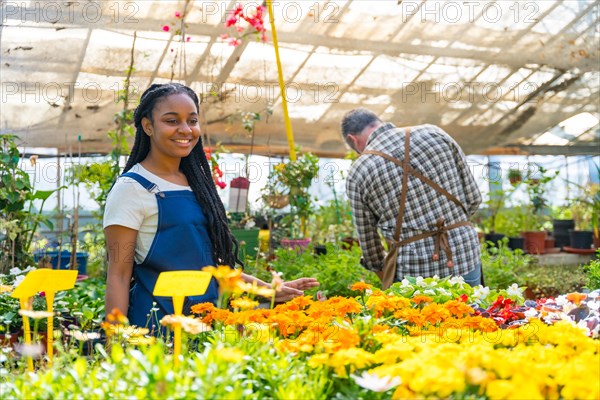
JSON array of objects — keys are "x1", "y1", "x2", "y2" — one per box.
[
  {"x1": 245, "y1": 244, "x2": 380, "y2": 298},
  {"x1": 521, "y1": 165, "x2": 559, "y2": 232},
  {"x1": 0, "y1": 135, "x2": 62, "y2": 273},
  {"x1": 583, "y1": 251, "x2": 600, "y2": 291},
  {"x1": 517, "y1": 263, "x2": 587, "y2": 299},
  {"x1": 264, "y1": 150, "x2": 319, "y2": 239},
  {"x1": 309, "y1": 199, "x2": 356, "y2": 244},
  {"x1": 54, "y1": 277, "x2": 106, "y2": 331},
  {"x1": 481, "y1": 237, "x2": 532, "y2": 290}
]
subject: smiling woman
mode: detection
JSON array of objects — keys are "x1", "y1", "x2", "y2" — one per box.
[{"x1": 102, "y1": 83, "x2": 318, "y2": 333}]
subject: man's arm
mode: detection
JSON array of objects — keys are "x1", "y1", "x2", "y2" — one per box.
[{"x1": 346, "y1": 173, "x2": 384, "y2": 272}]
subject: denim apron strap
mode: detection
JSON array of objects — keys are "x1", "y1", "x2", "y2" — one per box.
[{"x1": 119, "y1": 172, "x2": 219, "y2": 334}]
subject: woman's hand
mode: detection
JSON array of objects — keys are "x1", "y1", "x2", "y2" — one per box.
[{"x1": 274, "y1": 278, "x2": 319, "y2": 302}]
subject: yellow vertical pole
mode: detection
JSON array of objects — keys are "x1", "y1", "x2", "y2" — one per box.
[
  {"x1": 172, "y1": 295, "x2": 184, "y2": 367},
  {"x1": 20, "y1": 298, "x2": 34, "y2": 372},
  {"x1": 266, "y1": 0, "x2": 296, "y2": 162},
  {"x1": 45, "y1": 291, "x2": 55, "y2": 365}
]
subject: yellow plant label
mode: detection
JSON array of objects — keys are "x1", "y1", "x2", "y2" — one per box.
[
  {"x1": 153, "y1": 270, "x2": 212, "y2": 297},
  {"x1": 11, "y1": 269, "x2": 77, "y2": 299}
]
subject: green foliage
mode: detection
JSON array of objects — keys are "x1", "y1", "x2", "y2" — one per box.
[
  {"x1": 54, "y1": 277, "x2": 106, "y2": 331},
  {"x1": 265, "y1": 150, "x2": 320, "y2": 238},
  {"x1": 481, "y1": 238, "x2": 532, "y2": 290},
  {"x1": 517, "y1": 263, "x2": 587, "y2": 299},
  {"x1": 583, "y1": 251, "x2": 600, "y2": 291},
  {"x1": 388, "y1": 275, "x2": 525, "y2": 308},
  {"x1": 309, "y1": 199, "x2": 356, "y2": 243},
  {"x1": 569, "y1": 183, "x2": 600, "y2": 231},
  {"x1": 0, "y1": 338, "x2": 335, "y2": 399},
  {"x1": 0, "y1": 267, "x2": 49, "y2": 332},
  {"x1": 0, "y1": 135, "x2": 62, "y2": 272},
  {"x1": 521, "y1": 165, "x2": 559, "y2": 231},
  {"x1": 245, "y1": 244, "x2": 380, "y2": 298}
]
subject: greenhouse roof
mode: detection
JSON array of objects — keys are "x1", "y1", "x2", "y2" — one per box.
[{"x1": 1, "y1": 0, "x2": 599, "y2": 157}]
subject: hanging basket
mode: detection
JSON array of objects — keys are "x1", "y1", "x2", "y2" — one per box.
[{"x1": 263, "y1": 194, "x2": 289, "y2": 209}]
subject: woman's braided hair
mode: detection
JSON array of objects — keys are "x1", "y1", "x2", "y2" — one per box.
[{"x1": 124, "y1": 83, "x2": 241, "y2": 267}]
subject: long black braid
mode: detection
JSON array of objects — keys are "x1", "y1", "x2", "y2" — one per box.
[{"x1": 123, "y1": 83, "x2": 241, "y2": 267}]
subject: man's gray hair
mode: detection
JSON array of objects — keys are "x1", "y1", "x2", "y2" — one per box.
[{"x1": 340, "y1": 108, "x2": 382, "y2": 138}]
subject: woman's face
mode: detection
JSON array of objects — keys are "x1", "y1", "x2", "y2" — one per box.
[{"x1": 142, "y1": 93, "x2": 200, "y2": 160}]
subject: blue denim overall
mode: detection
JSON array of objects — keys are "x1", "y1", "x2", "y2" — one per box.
[{"x1": 120, "y1": 172, "x2": 219, "y2": 331}]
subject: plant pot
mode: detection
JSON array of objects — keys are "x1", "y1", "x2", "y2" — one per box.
[
  {"x1": 230, "y1": 228, "x2": 260, "y2": 258},
  {"x1": 521, "y1": 231, "x2": 547, "y2": 254},
  {"x1": 544, "y1": 237, "x2": 555, "y2": 249},
  {"x1": 552, "y1": 219, "x2": 574, "y2": 248},
  {"x1": 314, "y1": 245, "x2": 327, "y2": 256},
  {"x1": 280, "y1": 238, "x2": 311, "y2": 250},
  {"x1": 340, "y1": 237, "x2": 359, "y2": 249},
  {"x1": 33, "y1": 250, "x2": 88, "y2": 275},
  {"x1": 263, "y1": 194, "x2": 289, "y2": 209},
  {"x1": 0, "y1": 331, "x2": 20, "y2": 348},
  {"x1": 569, "y1": 230, "x2": 593, "y2": 249},
  {"x1": 507, "y1": 237, "x2": 525, "y2": 251},
  {"x1": 594, "y1": 233, "x2": 600, "y2": 249},
  {"x1": 484, "y1": 233, "x2": 505, "y2": 247}
]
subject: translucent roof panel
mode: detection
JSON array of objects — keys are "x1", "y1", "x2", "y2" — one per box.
[{"x1": 0, "y1": 0, "x2": 598, "y2": 157}]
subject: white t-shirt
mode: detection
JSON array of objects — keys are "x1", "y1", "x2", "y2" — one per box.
[{"x1": 103, "y1": 163, "x2": 192, "y2": 264}]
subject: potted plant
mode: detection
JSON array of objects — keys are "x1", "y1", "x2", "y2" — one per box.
[
  {"x1": 228, "y1": 212, "x2": 260, "y2": 259},
  {"x1": 266, "y1": 150, "x2": 319, "y2": 249},
  {"x1": 520, "y1": 165, "x2": 558, "y2": 254},
  {"x1": 495, "y1": 206, "x2": 526, "y2": 251},
  {"x1": 569, "y1": 183, "x2": 599, "y2": 250},
  {"x1": 550, "y1": 206, "x2": 575, "y2": 249},
  {"x1": 482, "y1": 189, "x2": 506, "y2": 246},
  {"x1": 507, "y1": 168, "x2": 523, "y2": 185}
]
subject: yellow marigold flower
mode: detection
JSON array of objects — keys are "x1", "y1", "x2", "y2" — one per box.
[
  {"x1": 350, "y1": 282, "x2": 372, "y2": 292},
  {"x1": 235, "y1": 280, "x2": 275, "y2": 297},
  {"x1": 244, "y1": 323, "x2": 271, "y2": 343},
  {"x1": 215, "y1": 347, "x2": 245, "y2": 363},
  {"x1": 102, "y1": 323, "x2": 149, "y2": 338},
  {"x1": 0, "y1": 284, "x2": 13, "y2": 293},
  {"x1": 106, "y1": 308, "x2": 128, "y2": 324},
  {"x1": 328, "y1": 347, "x2": 376, "y2": 377},
  {"x1": 307, "y1": 353, "x2": 329, "y2": 369},
  {"x1": 204, "y1": 265, "x2": 242, "y2": 293},
  {"x1": 230, "y1": 297, "x2": 259, "y2": 310},
  {"x1": 160, "y1": 314, "x2": 211, "y2": 335},
  {"x1": 126, "y1": 335, "x2": 155, "y2": 346}
]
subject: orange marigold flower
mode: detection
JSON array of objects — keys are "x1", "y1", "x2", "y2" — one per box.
[
  {"x1": 566, "y1": 292, "x2": 587, "y2": 305},
  {"x1": 443, "y1": 300, "x2": 474, "y2": 317},
  {"x1": 190, "y1": 302, "x2": 216, "y2": 315},
  {"x1": 412, "y1": 295, "x2": 433, "y2": 305},
  {"x1": 350, "y1": 282, "x2": 372, "y2": 292}
]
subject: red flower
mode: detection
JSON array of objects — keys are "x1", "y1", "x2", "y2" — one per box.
[
  {"x1": 228, "y1": 38, "x2": 242, "y2": 47},
  {"x1": 225, "y1": 14, "x2": 238, "y2": 27},
  {"x1": 458, "y1": 294, "x2": 468, "y2": 303},
  {"x1": 162, "y1": 25, "x2": 170, "y2": 32},
  {"x1": 174, "y1": 11, "x2": 181, "y2": 18},
  {"x1": 186, "y1": 36, "x2": 191, "y2": 42},
  {"x1": 232, "y1": 3, "x2": 244, "y2": 17}
]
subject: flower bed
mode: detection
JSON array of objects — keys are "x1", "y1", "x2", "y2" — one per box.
[{"x1": 1, "y1": 272, "x2": 598, "y2": 399}]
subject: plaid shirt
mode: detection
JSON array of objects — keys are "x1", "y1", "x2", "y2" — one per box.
[{"x1": 346, "y1": 123, "x2": 482, "y2": 280}]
